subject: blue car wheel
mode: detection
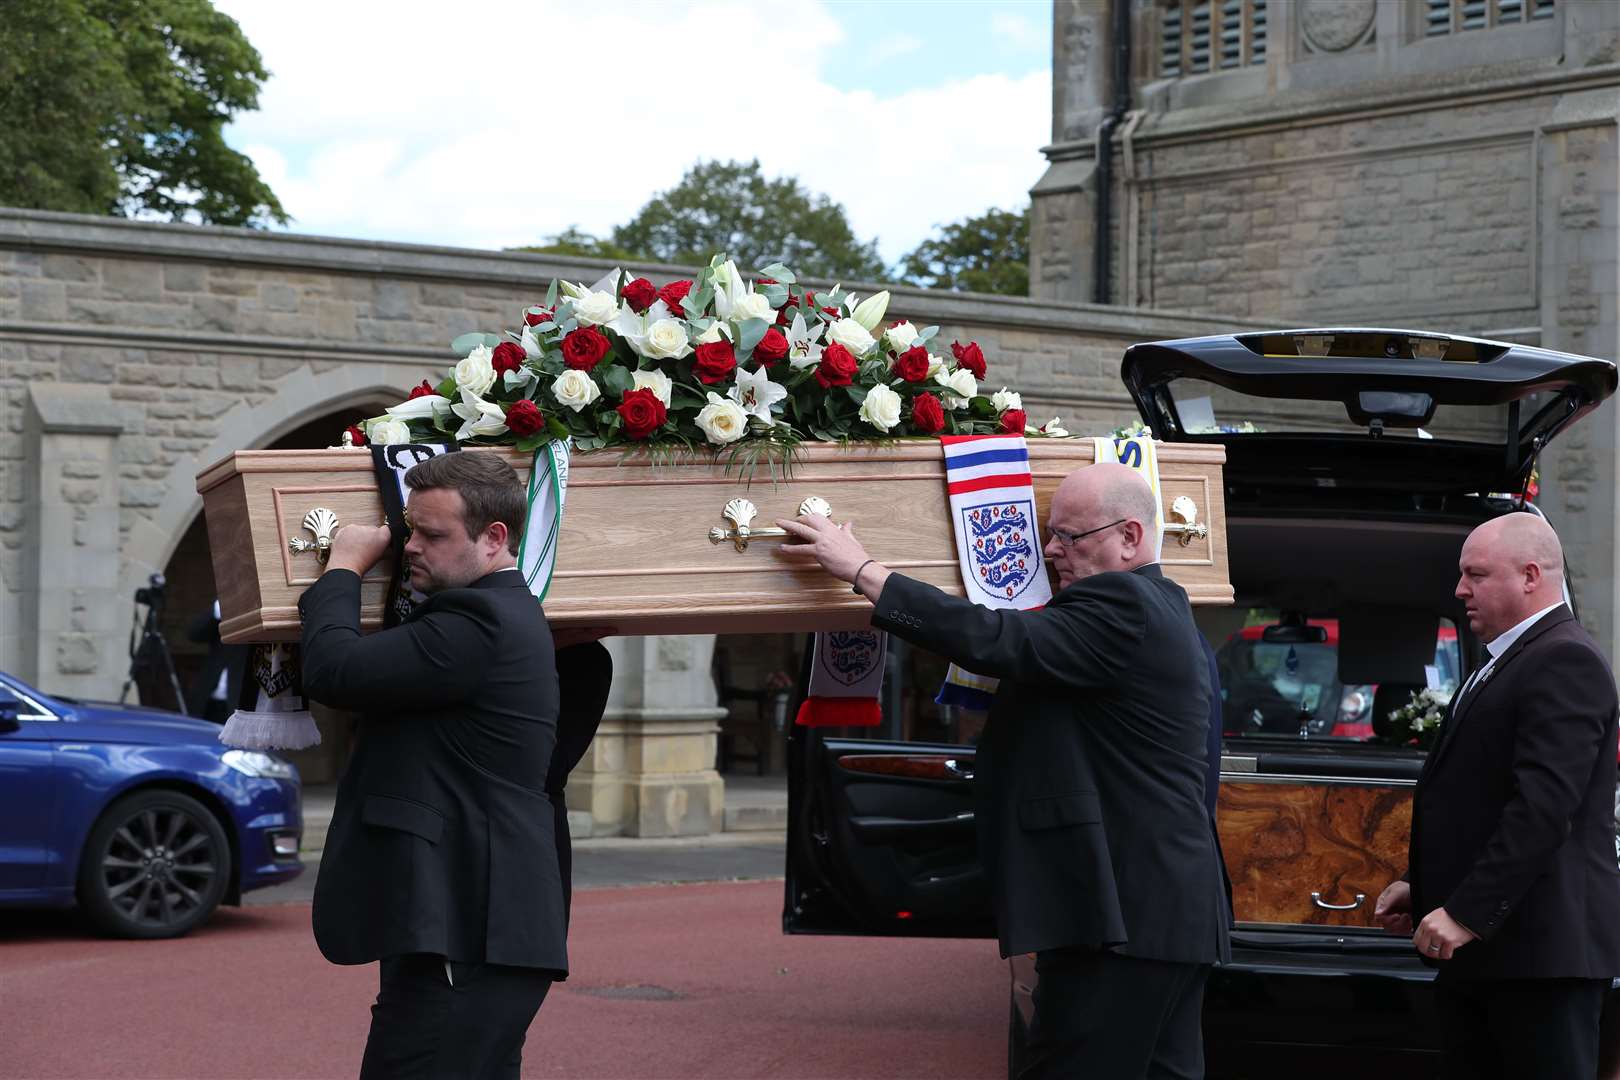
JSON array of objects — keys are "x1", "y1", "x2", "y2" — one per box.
[{"x1": 76, "y1": 789, "x2": 232, "y2": 939}]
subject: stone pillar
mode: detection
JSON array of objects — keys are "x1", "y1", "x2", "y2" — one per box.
[
  {"x1": 565, "y1": 634, "x2": 725, "y2": 837},
  {"x1": 1031, "y1": 0, "x2": 1112, "y2": 303},
  {"x1": 22, "y1": 385, "x2": 134, "y2": 696},
  {"x1": 1534, "y1": 90, "x2": 1620, "y2": 663}
]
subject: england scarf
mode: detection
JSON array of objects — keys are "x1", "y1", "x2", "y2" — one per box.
[{"x1": 934, "y1": 435, "x2": 1055, "y2": 710}]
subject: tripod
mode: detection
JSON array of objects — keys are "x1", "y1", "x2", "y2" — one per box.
[{"x1": 120, "y1": 591, "x2": 188, "y2": 716}]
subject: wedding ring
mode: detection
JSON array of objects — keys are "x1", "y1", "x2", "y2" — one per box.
[{"x1": 1428, "y1": 943, "x2": 1440, "y2": 952}]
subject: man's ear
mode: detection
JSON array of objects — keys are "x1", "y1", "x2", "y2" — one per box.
[
  {"x1": 1121, "y1": 518, "x2": 1147, "y2": 554},
  {"x1": 485, "y1": 520, "x2": 511, "y2": 555},
  {"x1": 1523, "y1": 560, "x2": 1543, "y2": 593}
]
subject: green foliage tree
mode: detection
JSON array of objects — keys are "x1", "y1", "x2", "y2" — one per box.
[
  {"x1": 609, "y1": 160, "x2": 886, "y2": 282},
  {"x1": 518, "y1": 225, "x2": 639, "y2": 262},
  {"x1": 0, "y1": 0, "x2": 287, "y2": 227},
  {"x1": 897, "y1": 204, "x2": 1030, "y2": 296}
]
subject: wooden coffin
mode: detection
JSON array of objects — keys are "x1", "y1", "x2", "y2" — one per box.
[
  {"x1": 195, "y1": 441, "x2": 1231, "y2": 644},
  {"x1": 1216, "y1": 776, "x2": 1415, "y2": 929}
]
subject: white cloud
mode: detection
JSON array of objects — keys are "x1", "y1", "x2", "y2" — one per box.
[
  {"x1": 219, "y1": 0, "x2": 1048, "y2": 268},
  {"x1": 990, "y1": 11, "x2": 1044, "y2": 50},
  {"x1": 869, "y1": 33, "x2": 923, "y2": 63}
]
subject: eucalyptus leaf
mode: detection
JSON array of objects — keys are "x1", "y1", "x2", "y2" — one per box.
[
  {"x1": 450, "y1": 331, "x2": 486, "y2": 357},
  {"x1": 545, "y1": 279, "x2": 559, "y2": 308},
  {"x1": 916, "y1": 326, "x2": 939, "y2": 346},
  {"x1": 757, "y1": 262, "x2": 796, "y2": 284},
  {"x1": 762, "y1": 284, "x2": 789, "y2": 308},
  {"x1": 737, "y1": 318, "x2": 768, "y2": 354}
]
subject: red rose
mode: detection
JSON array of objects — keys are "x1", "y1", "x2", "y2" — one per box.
[
  {"x1": 911, "y1": 392, "x2": 945, "y2": 435},
  {"x1": 657, "y1": 279, "x2": 694, "y2": 314},
  {"x1": 893, "y1": 346, "x2": 930, "y2": 383},
  {"x1": 693, "y1": 340, "x2": 737, "y2": 384},
  {"x1": 757, "y1": 277, "x2": 778, "y2": 287},
  {"x1": 344, "y1": 423, "x2": 367, "y2": 447},
  {"x1": 753, "y1": 327, "x2": 789, "y2": 366},
  {"x1": 998, "y1": 408, "x2": 1027, "y2": 435},
  {"x1": 491, "y1": 341, "x2": 525, "y2": 374},
  {"x1": 408, "y1": 379, "x2": 437, "y2": 399},
  {"x1": 616, "y1": 388, "x2": 668, "y2": 440},
  {"x1": 621, "y1": 277, "x2": 657, "y2": 314},
  {"x1": 524, "y1": 306, "x2": 553, "y2": 326},
  {"x1": 561, "y1": 326, "x2": 612, "y2": 371},
  {"x1": 776, "y1": 295, "x2": 799, "y2": 326},
  {"x1": 505, "y1": 398, "x2": 546, "y2": 437},
  {"x1": 950, "y1": 340, "x2": 986, "y2": 380},
  {"x1": 815, "y1": 343, "x2": 859, "y2": 388}
]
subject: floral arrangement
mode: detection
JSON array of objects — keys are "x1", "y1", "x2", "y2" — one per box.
[
  {"x1": 349, "y1": 255, "x2": 1068, "y2": 459},
  {"x1": 1383, "y1": 687, "x2": 1452, "y2": 750}
]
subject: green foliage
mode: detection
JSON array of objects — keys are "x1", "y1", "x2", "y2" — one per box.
[
  {"x1": 0, "y1": 0, "x2": 286, "y2": 226},
  {"x1": 897, "y1": 203, "x2": 1030, "y2": 296},
  {"x1": 513, "y1": 225, "x2": 640, "y2": 262},
  {"x1": 609, "y1": 160, "x2": 886, "y2": 282}
]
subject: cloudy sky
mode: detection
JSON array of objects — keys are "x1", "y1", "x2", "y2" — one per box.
[{"x1": 216, "y1": 0, "x2": 1052, "y2": 267}]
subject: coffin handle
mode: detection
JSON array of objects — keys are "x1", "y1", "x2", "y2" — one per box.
[
  {"x1": 709, "y1": 497, "x2": 833, "y2": 552},
  {"x1": 1310, "y1": 891, "x2": 1367, "y2": 912},
  {"x1": 288, "y1": 507, "x2": 340, "y2": 564},
  {"x1": 1163, "y1": 495, "x2": 1209, "y2": 547}
]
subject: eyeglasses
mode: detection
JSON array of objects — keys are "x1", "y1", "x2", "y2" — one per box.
[{"x1": 1048, "y1": 518, "x2": 1126, "y2": 546}]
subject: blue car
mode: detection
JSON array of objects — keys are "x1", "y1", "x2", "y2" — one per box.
[{"x1": 0, "y1": 670, "x2": 304, "y2": 938}]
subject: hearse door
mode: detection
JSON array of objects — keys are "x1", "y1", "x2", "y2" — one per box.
[{"x1": 784, "y1": 728, "x2": 994, "y2": 939}]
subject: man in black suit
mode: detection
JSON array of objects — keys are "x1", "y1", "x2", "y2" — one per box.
[
  {"x1": 780, "y1": 462, "x2": 1231, "y2": 1079},
  {"x1": 299, "y1": 451, "x2": 568, "y2": 1080},
  {"x1": 1375, "y1": 512, "x2": 1620, "y2": 1079}
]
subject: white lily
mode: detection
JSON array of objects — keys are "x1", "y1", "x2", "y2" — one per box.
[
  {"x1": 559, "y1": 280, "x2": 589, "y2": 300},
  {"x1": 519, "y1": 324, "x2": 542, "y2": 360},
  {"x1": 710, "y1": 258, "x2": 748, "y2": 321},
  {"x1": 1040, "y1": 417, "x2": 1070, "y2": 438},
  {"x1": 851, "y1": 290, "x2": 891, "y2": 333},
  {"x1": 784, "y1": 312, "x2": 825, "y2": 369},
  {"x1": 386, "y1": 394, "x2": 449, "y2": 421},
  {"x1": 449, "y1": 390, "x2": 508, "y2": 440},
  {"x1": 727, "y1": 366, "x2": 787, "y2": 425}
]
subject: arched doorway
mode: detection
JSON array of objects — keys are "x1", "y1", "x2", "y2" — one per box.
[{"x1": 140, "y1": 401, "x2": 391, "y2": 782}]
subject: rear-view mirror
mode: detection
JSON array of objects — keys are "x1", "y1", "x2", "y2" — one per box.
[{"x1": 1261, "y1": 614, "x2": 1329, "y2": 645}]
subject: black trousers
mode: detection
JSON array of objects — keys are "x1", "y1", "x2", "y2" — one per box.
[
  {"x1": 1435, "y1": 971, "x2": 1606, "y2": 1080},
  {"x1": 358, "y1": 954, "x2": 553, "y2": 1080},
  {"x1": 1020, "y1": 948, "x2": 1210, "y2": 1080}
]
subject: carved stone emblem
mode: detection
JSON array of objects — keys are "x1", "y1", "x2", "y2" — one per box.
[{"x1": 1300, "y1": 0, "x2": 1376, "y2": 53}]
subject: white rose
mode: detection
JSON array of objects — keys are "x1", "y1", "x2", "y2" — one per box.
[
  {"x1": 826, "y1": 317, "x2": 876, "y2": 356},
  {"x1": 935, "y1": 367, "x2": 978, "y2": 408},
  {"x1": 730, "y1": 293, "x2": 774, "y2": 324},
  {"x1": 992, "y1": 388, "x2": 1023, "y2": 412},
  {"x1": 696, "y1": 391, "x2": 748, "y2": 445},
  {"x1": 642, "y1": 318, "x2": 691, "y2": 360},
  {"x1": 696, "y1": 322, "x2": 731, "y2": 344},
  {"x1": 551, "y1": 368, "x2": 601, "y2": 413},
  {"x1": 632, "y1": 368, "x2": 673, "y2": 407},
  {"x1": 366, "y1": 417, "x2": 414, "y2": 446},
  {"x1": 883, "y1": 321, "x2": 919, "y2": 353},
  {"x1": 572, "y1": 290, "x2": 621, "y2": 327},
  {"x1": 858, "y1": 384, "x2": 903, "y2": 432},
  {"x1": 454, "y1": 345, "x2": 497, "y2": 397}
]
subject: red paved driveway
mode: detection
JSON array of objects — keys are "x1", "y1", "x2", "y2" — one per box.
[{"x1": 4, "y1": 881, "x2": 1004, "y2": 1079}]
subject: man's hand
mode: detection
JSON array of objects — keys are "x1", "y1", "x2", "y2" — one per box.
[
  {"x1": 776, "y1": 515, "x2": 873, "y2": 583},
  {"x1": 1373, "y1": 879, "x2": 1413, "y2": 936},
  {"x1": 1413, "y1": 906, "x2": 1478, "y2": 961},
  {"x1": 550, "y1": 625, "x2": 616, "y2": 650},
  {"x1": 326, "y1": 523, "x2": 393, "y2": 577}
]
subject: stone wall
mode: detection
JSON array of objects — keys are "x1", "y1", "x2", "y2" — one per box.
[{"x1": 0, "y1": 208, "x2": 1264, "y2": 834}]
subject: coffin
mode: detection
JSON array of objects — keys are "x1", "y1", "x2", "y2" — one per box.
[{"x1": 195, "y1": 441, "x2": 1231, "y2": 644}]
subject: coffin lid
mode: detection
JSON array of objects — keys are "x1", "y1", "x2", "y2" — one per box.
[{"x1": 1121, "y1": 328, "x2": 1618, "y2": 495}]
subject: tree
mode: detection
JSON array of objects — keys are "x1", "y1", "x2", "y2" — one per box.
[
  {"x1": 519, "y1": 226, "x2": 639, "y2": 263},
  {"x1": 608, "y1": 160, "x2": 886, "y2": 282},
  {"x1": 0, "y1": 0, "x2": 287, "y2": 227},
  {"x1": 897, "y1": 204, "x2": 1030, "y2": 296}
]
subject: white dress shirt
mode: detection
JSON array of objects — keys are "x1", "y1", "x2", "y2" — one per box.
[{"x1": 1457, "y1": 601, "x2": 1567, "y2": 703}]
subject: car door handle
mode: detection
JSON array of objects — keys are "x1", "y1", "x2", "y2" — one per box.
[
  {"x1": 849, "y1": 811, "x2": 975, "y2": 844},
  {"x1": 943, "y1": 758, "x2": 974, "y2": 781},
  {"x1": 1310, "y1": 891, "x2": 1366, "y2": 911}
]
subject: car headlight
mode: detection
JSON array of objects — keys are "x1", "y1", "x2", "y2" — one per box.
[{"x1": 222, "y1": 749, "x2": 297, "y2": 780}]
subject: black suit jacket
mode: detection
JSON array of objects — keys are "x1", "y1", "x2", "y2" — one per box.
[
  {"x1": 548, "y1": 641, "x2": 612, "y2": 924},
  {"x1": 1411, "y1": 605, "x2": 1620, "y2": 980},
  {"x1": 299, "y1": 567, "x2": 569, "y2": 975},
  {"x1": 872, "y1": 565, "x2": 1231, "y2": 964}
]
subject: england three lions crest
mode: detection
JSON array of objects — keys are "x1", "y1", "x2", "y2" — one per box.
[{"x1": 961, "y1": 500, "x2": 1038, "y2": 602}]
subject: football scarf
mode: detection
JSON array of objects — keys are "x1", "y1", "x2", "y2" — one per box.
[
  {"x1": 1090, "y1": 435, "x2": 1164, "y2": 559},
  {"x1": 218, "y1": 642, "x2": 321, "y2": 750},
  {"x1": 796, "y1": 630, "x2": 887, "y2": 728},
  {"x1": 934, "y1": 434, "x2": 1055, "y2": 710}
]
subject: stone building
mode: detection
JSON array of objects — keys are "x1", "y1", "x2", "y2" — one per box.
[
  {"x1": 1035, "y1": 0, "x2": 1620, "y2": 656},
  {"x1": 0, "y1": 209, "x2": 1252, "y2": 835}
]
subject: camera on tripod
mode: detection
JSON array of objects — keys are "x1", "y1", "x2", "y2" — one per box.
[{"x1": 134, "y1": 573, "x2": 167, "y2": 609}]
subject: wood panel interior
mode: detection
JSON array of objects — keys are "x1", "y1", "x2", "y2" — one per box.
[{"x1": 1216, "y1": 779, "x2": 1413, "y2": 929}]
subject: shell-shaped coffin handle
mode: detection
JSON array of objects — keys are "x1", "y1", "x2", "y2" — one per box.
[
  {"x1": 289, "y1": 507, "x2": 340, "y2": 563},
  {"x1": 708, "y1": 497, "x2": 833, "y2": 552},
  {"x1": 1163, "y1": 495, "x2": 1208, "y2": 547}
]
